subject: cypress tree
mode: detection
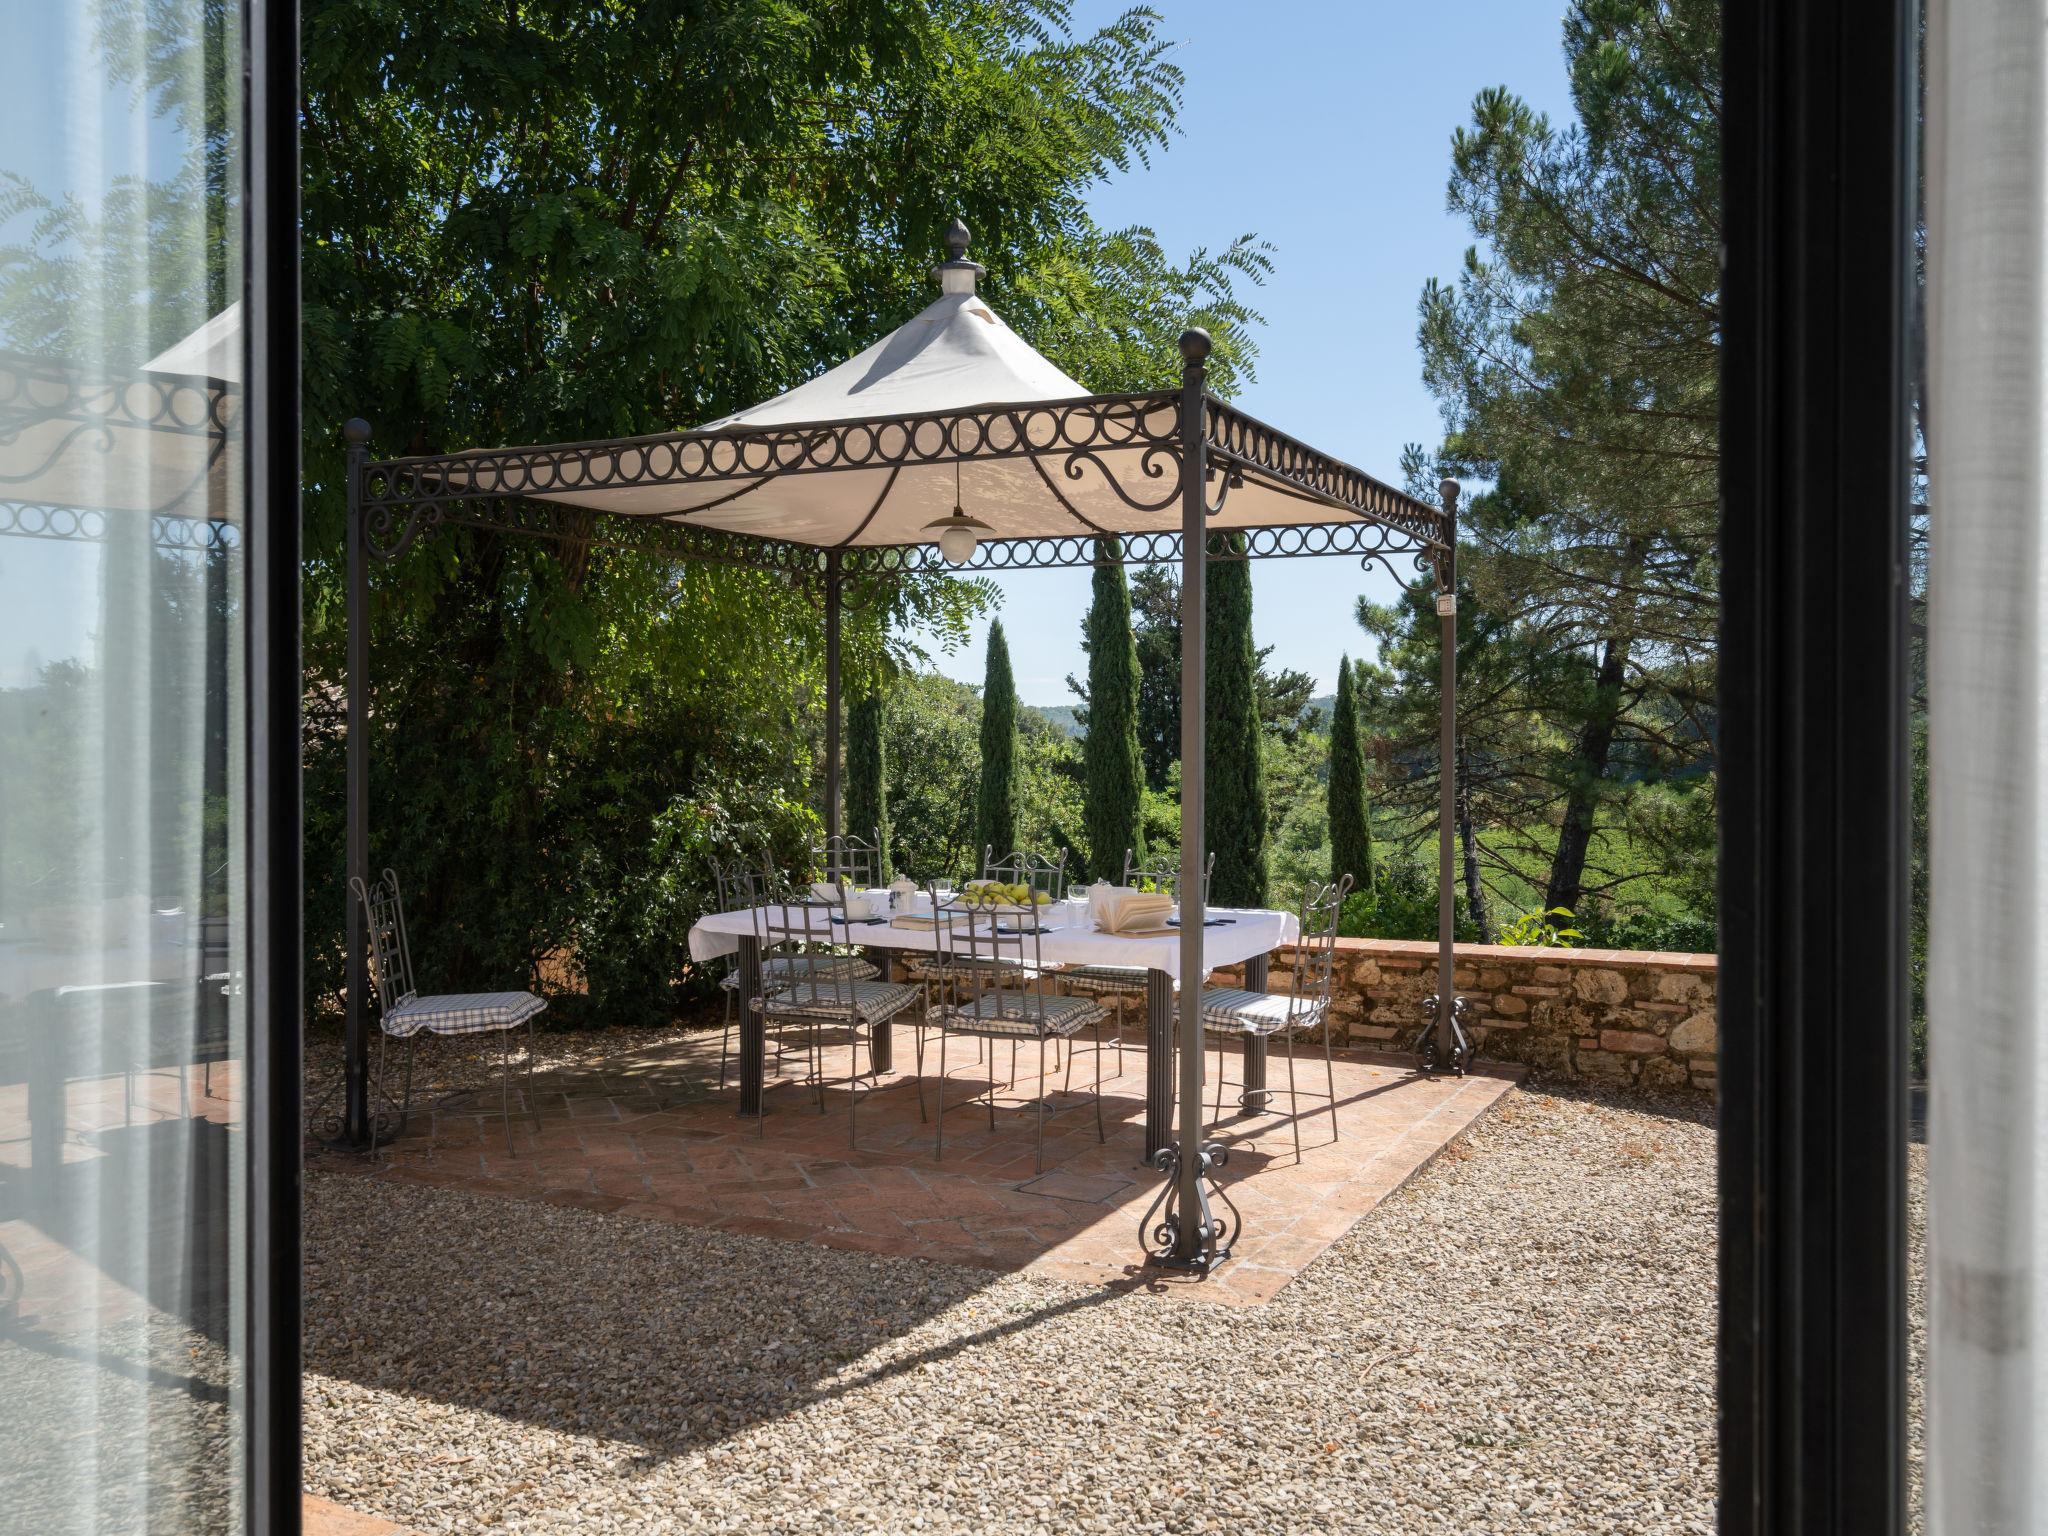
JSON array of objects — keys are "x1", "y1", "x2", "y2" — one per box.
[
  {"x1": 975, "y1": 619, "x2": 1018, "y2": 862},
  {"x1": 1203, "y1": 543, "x2": 1269, "y2": 905},
  {"x1": 1327, "y1": 654, "x2": 1373, "y2": 890},
  {"x1": 1080, "y1": 539, "x2": 1145, "y2": 880},
  {"x1": 845, "y1": 675, "x2": 889, "y2": 879}
]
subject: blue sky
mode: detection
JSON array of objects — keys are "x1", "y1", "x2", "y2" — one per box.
[{"x1": 926, "y1": 0, "x2": 1576, "y2": 703}]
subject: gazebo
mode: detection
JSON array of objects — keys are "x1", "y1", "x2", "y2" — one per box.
[{"x1": 341, "y1": 221, "x2": 1471, "y2": 1271}]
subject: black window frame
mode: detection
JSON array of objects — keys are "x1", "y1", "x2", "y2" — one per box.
[
  {"x1": 247, "y1": 0, "x2": 303, "y2": 1530},
  {"x1": 1718, "y1": 1, "x2": 1915, "y2": 1532}
]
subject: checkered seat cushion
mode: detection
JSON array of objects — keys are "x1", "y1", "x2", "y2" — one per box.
[
  {"x1": 1060, "y1": 963, "x2": 1148, "y2": 996},
  {"x1": 932, "y1": 991, "x2": 1106, "y2": 1040},
  {"x1": 720, "y1": 954, "x2": 877, "y2": 991},
  {"x1": 383, "y1": 990, "x2": 548, "y2": 1039},
  {"x1": 1198, "y1": 987, "x2": 1322, "y2": 1037},
  {"x1": 755, "y1": 979, "x2": 924, "y2": 1026}
]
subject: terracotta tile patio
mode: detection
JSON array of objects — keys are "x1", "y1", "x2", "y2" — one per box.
[{"x1": 313, "y1": 1026, "x2": 1520, "y2": 1305}]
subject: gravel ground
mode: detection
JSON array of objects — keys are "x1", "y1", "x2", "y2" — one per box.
[
  {"x1": 0, "y1": 1311, "x2": 237, "y2": 1532},
  {"x1": 305, "y1": 1080, "x2": 1727, "y2": 1534}
]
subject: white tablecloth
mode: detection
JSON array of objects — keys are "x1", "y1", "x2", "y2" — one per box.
[{"x1": 686, "y1": 904, "x2": 1299, "y2": 984}]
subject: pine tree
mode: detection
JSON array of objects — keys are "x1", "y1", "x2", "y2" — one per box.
[
  {"x1": 975, "y1": 620, "x2": 1018, "y2": 863},
  {"x1": 1203, "y1": 545, "x2": 1268, "y2": 905},
  {"x1": 1079, "y1": 539, "x2": 1145, "y2": 880},
  {"x1": 845, "y1": 676, "x2": 889, "y2": 879},
  {"x1": 1327, "y1": 654, "x2": 1373, "y2": 891}
]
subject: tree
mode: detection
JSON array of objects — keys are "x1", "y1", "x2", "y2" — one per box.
[
  {"x1": 1327, "y1": 655, "x2": 1373, "y2": 890},
  {"x1": 1416, "y1": 0, "x2": 1719, "y2": 926},
  {"x1": 248, "y1": 0, "x2": 1278, "y2": 1016},
  {"x1": 1076, "y1": 539, "x2": 1145, "y2": 880},
  {"x1": 975, "y1": 620, "x2": 1019, "y2": 862},
  {"x1": 1129, "y1": 565, "x2": 1183, "y2": 792},
  {"x1": 1124, "y1": 563, "x2": 1327, "y2": 794},
  {"x1": 845, "y1": 672, "x2": 889, "y2": 879},
  {"x1": 1203, "y1": 546, "x2": 1268, "y2": 905}
]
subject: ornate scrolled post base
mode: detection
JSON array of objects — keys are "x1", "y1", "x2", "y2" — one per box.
[
  {"x1": 1413, "y1": 994, "x2": 1477, "y2": 1077},
  {"x1": 1138, "y1": 1140, "x2": 1241, "y2": 1274}
]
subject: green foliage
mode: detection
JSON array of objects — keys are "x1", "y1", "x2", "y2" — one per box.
[
  {"x1": 1264, "y1": 724, "x2": 1332, "y2": 909},
  {"x1": 1326, "y1": 655, "x2": 1372, "y2": 890},
  {"x1": 846, "y1": 676, "x2": 889, "y2": 879},
  {"x1": 1338, "y1": 859, "x2": 1479, "y2": 944},
  {"x1": 884, "y1": 670, "x2": 1082, "y2": 884},
  {"x1": 1077, "y1": 538, "x2": 1145, "y2": 879},
  {"x1": 1496, "y1": 907, "x2": 1585, "y2": 948},
  {"x1": 975, "y1": 620, "x2": 1020, "y2": 862},
  {"x1": 276, "y1": 0, "x2": 1271, "y2": 1018},
  {"x1": 1129, "y1": 564, "x2": 1183, "y2": 792},
  {"x1": 882, "y1": 671, "x2": 982, "y2": 881},
  {"x1": 1203, "y1": 544, "x2": 1268, "y2": 905}
]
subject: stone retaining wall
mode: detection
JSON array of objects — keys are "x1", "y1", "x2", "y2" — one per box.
[{"x1": 1228, "y1": 937, "x2": 1718, "y2": 1094}]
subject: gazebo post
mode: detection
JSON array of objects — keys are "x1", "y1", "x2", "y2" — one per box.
[
  {"x1": 1434, "y1": 479, "x2": 1462, "y2": 1059},
  {"x1": 1167, "y1": 328, "x2": 1220, "y2": 1269},
  {"x1": 342, "y1": 417, "x2": 374, "y2": 1145},
  {"x1": 824, "y1": 551, "x2": 843, "y2": 846}
]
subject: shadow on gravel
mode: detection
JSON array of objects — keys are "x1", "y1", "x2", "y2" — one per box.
[{"x1": 303, "y1": 1170, "x2": 1134, "y2": 1464}]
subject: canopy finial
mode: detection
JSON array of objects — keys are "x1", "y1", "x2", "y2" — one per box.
[{"x1": 934, "y1": 216, "x2": 985, "y2": 296}]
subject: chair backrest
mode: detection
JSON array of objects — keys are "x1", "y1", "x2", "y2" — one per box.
[
  {"x1": 979, "y1": 846, "x2": 1069, "y2": 902},
  {"x1": 1287, "y1": 874, "x2": 1355, "y2": 1021},
  {"x1": 929, "y1": 878, "x2": 1058, "y2": 1021},
  {"x1": 815, "y1": 830, "x2": 882, "y2": 890},
  {"x1": 707, "y1": 853, "x2": 738, "y2": 912},
  {"x1": 348, "y1": 867, "x2": 417, "y2": 1014},
  {"x1": 750, "y1": 870, "x2": 862, "y2": 1020},
  {"x1": 1120, "y1": 848, "x2": 1215, "y2": 906}
]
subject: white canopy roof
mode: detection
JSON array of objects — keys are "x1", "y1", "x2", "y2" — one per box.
[
  {"x1": 698, "y1": 293, "x2": 1086, "y2": 430},
  {"x1": 145, "y1": 301, "x2": 243, "y2": 384},
  {"x1": 376, "y1": 224, "x2": 1443, "y2": 556}
]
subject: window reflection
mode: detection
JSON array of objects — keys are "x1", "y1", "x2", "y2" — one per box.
[{"x1": 0, "y1": 3, "x2": 247, "y2": 1530}]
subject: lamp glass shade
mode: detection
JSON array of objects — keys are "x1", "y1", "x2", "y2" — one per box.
[{"x1": 937, "y1": 522, "x2": 978, "y2": 565}]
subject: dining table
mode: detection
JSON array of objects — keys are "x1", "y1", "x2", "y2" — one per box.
[{"x1": 686, "y1": 900, "x2": 1302, "y2": 1161}]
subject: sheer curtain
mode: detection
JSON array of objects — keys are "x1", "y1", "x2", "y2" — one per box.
[
  {"x1": 0, "y1": 2, "x2": 248, "y2": 1530},
  {"x1": 1927, "y1": 1, "x2": 2048, "y2": 1530}
]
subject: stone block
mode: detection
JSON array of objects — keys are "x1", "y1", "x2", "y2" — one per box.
[
  {"x1": 1351, "y1": 958, "x2": 1382, "y2": 986},
  {"x1": 1491, "y1": 994, "x2": 1529, "y2": 1017},
  {"x1": 1642, "y1": 1056, "x2": 1690, "y2": 1090},
  {"x1": 1573, "y1": 968, "x2": 1632, "y2": 1007},
  {"x1": 1654, "y1": 971, "x2": 1711, "y2": 1006},
  {"x1": 1479, "y1": 968, "x2": 1508, "y2": 990},
  {"x1": 1670, "y1": 1011, "x2": 1716, "y2": 1055},
  {"x1": 1533, "y1": 965, "x2": 1571, "y2": 984},
  {"x1": 1575, "y1": 1049, "x2": 1633, "y2": 1081}
]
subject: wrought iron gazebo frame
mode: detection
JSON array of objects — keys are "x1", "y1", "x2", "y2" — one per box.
[
  {"x1": 0, "y1": 320, "x2": 1472, "y2": 1272},
  {"x1": 336, "y1": 325, "x2": 1471, "y2": 1272}
]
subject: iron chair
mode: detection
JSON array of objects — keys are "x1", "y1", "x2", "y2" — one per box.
[
  {"x1": 814, "y1": 829, "x2": 884, "y2": 889},
  {"x1": 710, "y1": 854, "x2": 873, "y2": 1089},
  {"x1": 1060, "y1": 849, "x2": 1216, "y2": 1072},
  {"x1": 349, "y1": 868, "x2": 547, "y2": 1154},
  {"x1": 922, "y1": 878, "x2": 1106, "y2": 1174},
  {"x1": 908, "y1": 845, "x2": 1068, "y2": 1002},
  {"x1": 1198, "y1": 874, "x2": 1354, "y2": 1161},
  {"x1": 748, "y1": 874, "x2": 922, "y2": 1149}
]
